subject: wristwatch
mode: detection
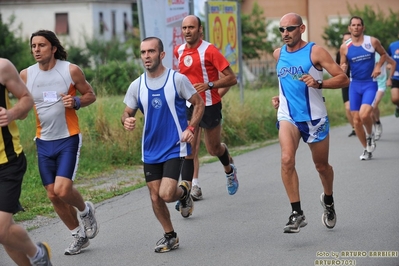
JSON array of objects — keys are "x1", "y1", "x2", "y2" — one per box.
[
  {"x1": 317, "y1": 80, "x2": 323, "y2": 89},
  {"x1": 208, "y1": 82, "x2": 214, "y2": 90}
]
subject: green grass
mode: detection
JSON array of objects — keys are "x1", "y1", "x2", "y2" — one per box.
[{"x1": 12, "y1": 86, "x2": 396, "y2": 221}]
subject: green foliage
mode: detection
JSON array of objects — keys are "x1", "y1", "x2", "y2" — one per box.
[
  {"x1": 67, "y1": 45, "x2": 91, "y2": 69},
  {"x1": 85, "y1": 38, "x2": 133, "y2": 67},
  {"x1": 85, "y1": 60, "x2": 142, "y2": 95},
  {"x1": 241, "y1": 2, "x2": 273, "y2": 59},
  {"x1": 323, "y1": 4, "x2": 399, "y2": 50},
  {"x1": 0, "y1": 15, "x2": 35, "y2": 71}
]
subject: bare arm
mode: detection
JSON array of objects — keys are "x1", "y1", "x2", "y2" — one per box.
[
  {"x1": 186, "y1": 93, "x2": 204, "y2": 128},
  {"x1": 372, "y1": 37, "x2": 388, "y2": 78},
  {"x1": 62, "y1": 64, "x2": 96, "y2": 109},
  {"x1": 339, "y1": 43, "x2": 349, "y2": 73},
  {"x1": 386, "y1": 56, "x2": 396, "y2": 87},
  {"x1": 182, "y1": 92, "x2": 205, "y2": 143},
  {"x1": 302, "y1": 45, "x2": 349, "y2": 89},
  {"x1": 0, "y1": 59, "x2": 33, "y2": 126},
  {"x1": 217, "y1": 72, "x2": 231, "y2": 98},
  {"x1": 121, "y1": 106, "x2": 138, "y2": 131},
  {"x1": 271, "y1": 48, "x2": 281, "y2": 108},
  {"x1": 193, "y1": 66, "x2": 237, "y2": 93}
]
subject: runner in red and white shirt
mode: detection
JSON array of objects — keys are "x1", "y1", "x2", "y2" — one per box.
[{"x1": 173, "y1": 15, "x2": 239, "y2": 204}]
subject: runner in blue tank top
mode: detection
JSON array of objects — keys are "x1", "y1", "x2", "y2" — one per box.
[
  {"x1": 339, "y1": 16, "x2": 389, "y2": 160},
  {"x1": 121, "y1": 37, "x2": 204, "y2": 253},
  {"x1": 387, "y1": 35, "x2": 399, "y2": 117},
  {"x1": 271, "y1": 13, "x2": 349, "y2": 234}
]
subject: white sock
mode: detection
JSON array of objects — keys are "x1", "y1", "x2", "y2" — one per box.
[
  {"x1": 29, "y1": 244, "x2": 43, "y2": 262},
  {"x1": 192, "y1": 178, "x2": 200, "y2": 187},
  {"x1": 71, "y1": 225, "x2": 86, "y2": 238},
  {"x1": 79, "y1": 203, "x2": 89, "y2": 216}
]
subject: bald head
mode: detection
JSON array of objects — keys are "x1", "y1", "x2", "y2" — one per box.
[
  {"x1": 182, "y1": 15, "x2": 201, "y2": 28},
  {"x1": 280, "y1": 13, "x2": 303, "y2": 26}
]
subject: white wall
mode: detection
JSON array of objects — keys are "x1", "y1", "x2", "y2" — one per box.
[{"x1": 0, "y1": 2, "x2": 132, "y2": 46}]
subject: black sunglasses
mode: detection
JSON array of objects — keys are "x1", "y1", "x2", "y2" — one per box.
[{"x1": 279, "y1": 25, "x2": 301, "y2": 33}]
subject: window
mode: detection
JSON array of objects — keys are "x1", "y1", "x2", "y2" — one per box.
[
  {"x1": 99, "y1": 12, "x2": 108, "y2": 35},
  {"x1": 55, "y1": 13, "x2": 69, "y2": 35},
  {"x1": 111, "y1": 11, "x2": 116, "y2": 37}
]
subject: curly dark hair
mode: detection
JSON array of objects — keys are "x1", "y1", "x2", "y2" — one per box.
[{"x1": 30, "y1": 30, "x2": 68, "y2": 60}]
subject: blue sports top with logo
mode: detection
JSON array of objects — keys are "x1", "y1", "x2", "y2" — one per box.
[
  {"x1": 123, "y1": 68, "x2": 197, "y2": 163},
  {"x1": 276, "y1": 42, "x2": 326, "y2": 122}
]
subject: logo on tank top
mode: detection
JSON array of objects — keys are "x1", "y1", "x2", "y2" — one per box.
[
  {"x1": 183, "y1": 55, "x2": 193, "y2": 67},
  {"x1": 278, "y1": 66, "x2": 307, "y2": 80},
  {"x1": 152, "y1": 97, "x2": 162, "y2": 109},
  {"x1": 365, "y1": 43, "x2": 371, "y2": 49}
]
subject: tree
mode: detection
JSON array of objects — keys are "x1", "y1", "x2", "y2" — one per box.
[
  {"x1": 0, "y1": 15, "x2": 35, "y2": 71},
  {"x1": 241, "y1": 2, "x2": 273, "y2": 59},
  {"x1": 323, "y1": 4, "x2": 399, "y2": 51}
]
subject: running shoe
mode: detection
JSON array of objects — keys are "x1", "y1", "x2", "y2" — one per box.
[
  {"x1": 178, "y1": 181, "x2": 194, "y2": 218},
  {"x1": 320, "y1": 193, "x2": 336, "y2": 229},
  {"x1": 283, "y1": 211, "x2": 308, "y2": 233},
  {"x1": 174, "y1": 200, "x2": 180, "y2": 212},
  {"x1": 64, "y1": 234, "x2": 90, "y2": 255},
  {"x1": 80, "y1": 201, "x2": 99, "y2": 239},
  {"x1": 359, "y1": 150, "x2": 372, "y2": 160},
  {"x1": 191, "y1": 185, "x2": 203, "y2": 201},
  {"x1": 366, "y1": 134, "x2": 376, "y2": 153},
  {"x1": 348, "y1": 130, "x2": 356, "y2": 137},
  {"x1": 374, "y1": 123, "x2": 382, "y2": 141},
  {"x1": 154, "y1": 234, "x2": 179, "y2": 253},
  {"x1": 226, "y1": 164, "x2": 239, "y2": 195},
  {"x1": 395, "y1": 106, "x2": 399, "y2": 118},
  {"x1": 32, "y1": 242, "x2": 52, "y2": 266}
]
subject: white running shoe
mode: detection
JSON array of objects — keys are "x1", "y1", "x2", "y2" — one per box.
[
  {"x1": 374, "y1": 123, "x2": 382, "y2": 141},
  {"x1": 366, "y1": 134, "x2": 376, "y2": 153},
  {"x1": 359, "y1": 150, "x2": 372, "y2": 161},
  {"x1": 80, "y1": 201, "x2": 99, "y2": 239},
  {"x1": 64, "y1": 234, "x2": 89, "y2": 255}
]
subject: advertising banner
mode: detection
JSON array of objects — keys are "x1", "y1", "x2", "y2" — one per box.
[
  {"x1": 140, "y1": 0, "x2": 190, "y2": 69},
  {"x1": 207, "y1": 1, "x2": 240, "y2": 74}
]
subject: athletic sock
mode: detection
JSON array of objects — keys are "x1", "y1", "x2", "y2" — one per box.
[
  {"x1": 29, "y1": 244, "x2": 43, "y2": 262},
  {"x1": 324, "y1": 194, "x2": 334, "y2": 206},
  {"x1": 192, "y1": 178, "x2": 199, "y2": 187},
  {"x1": 79, "y1": 203, "x2": 89, "y2": 216},
  {"x1": 291, "y1": 201, "x2": 303, "y2": 215}
]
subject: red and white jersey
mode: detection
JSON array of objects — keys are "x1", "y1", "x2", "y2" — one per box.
[{"x1": 174, "y1": 40, "x2": 230, "y2": 106}]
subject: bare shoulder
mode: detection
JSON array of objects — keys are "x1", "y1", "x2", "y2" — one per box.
[
  {"x1": 0, "y1": 58, "x2": 15, "y2": 84},
  {"x1": 273, "y1": 48, "x2": 281, "y2": 61}
]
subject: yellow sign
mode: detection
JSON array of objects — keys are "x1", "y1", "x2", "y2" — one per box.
[{"x1": 208, "y1": 1, "x2": 239, "y2": 74}]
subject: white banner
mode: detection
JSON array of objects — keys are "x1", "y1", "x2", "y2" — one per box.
[{"x1": 140, "y1": 0, "x2": 190, "y2": 69}]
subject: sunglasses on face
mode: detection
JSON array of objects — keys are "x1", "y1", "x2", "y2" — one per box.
[{"x1": 279, "y1": 25, "x2": 301, "y2": 33}]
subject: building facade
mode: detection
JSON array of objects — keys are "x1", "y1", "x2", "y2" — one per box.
[
  {"x1": 241, "y1": 0, "x2": 398, "y2": 54},
  {"x1": 0, "y1": 0, "x2": 135, "y2": 47}
]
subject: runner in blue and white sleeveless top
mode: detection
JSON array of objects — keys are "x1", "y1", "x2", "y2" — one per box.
[
  {"x1": 387, "y1": 35, "x2": 399, "y2": 117},
  {"x1": 272, "y1": 13, "x2": 349, "y2": 234},
  {"x1": 122, "y1": 37, "x2": 204, "y2": 253},
  {"x1": 340, "y1": 16, "x2": 389, "y2": 160}
]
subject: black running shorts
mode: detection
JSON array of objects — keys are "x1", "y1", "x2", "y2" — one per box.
[
  {"x1": 186, "y1": 101, "x2": 222, "y2": 129},
  {"x1": 0, "y1": 153, "x2": 26, "y2": 214},
  {"x1": 144, "y1": 157, "x2": 184, "y2": 182}
]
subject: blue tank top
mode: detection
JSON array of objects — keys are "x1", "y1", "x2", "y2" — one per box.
[
  {"x1": 388, "y1": 40, "x2": 399, "y2": 81},
  {"x1": 276, "y1": 42, "x2": 326, "y2": 122},
  {"x1": 137, "y1": 69, "x2": 190, "y2": 163},
  {"x1": 346, "y1": 35, "x2": 375, "y2": 81}
]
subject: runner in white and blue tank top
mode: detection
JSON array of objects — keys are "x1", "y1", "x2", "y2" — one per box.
[
  {"x1": 124, "y1": 68, "x2": 195, "y2": 163},
  {"x1": 276, "y1": 42, "x2": 328, "y2": 143}
]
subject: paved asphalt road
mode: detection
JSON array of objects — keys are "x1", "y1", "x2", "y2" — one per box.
[{"x1": 1, "y1": 116, "x2": 399, "y2": 266}]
